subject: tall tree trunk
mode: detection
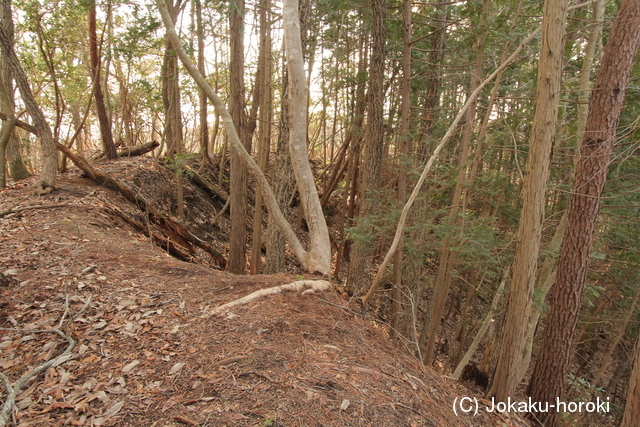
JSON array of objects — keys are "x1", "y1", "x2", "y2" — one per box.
[
  {"x1": 160, "y1": 0, "x2": 184, "y2": 220},
  {"x1": 346, "y1": 0, "x2": 387, "y2": 295},
  {"x1": 413, "y1": 0, "x2": 448, "y2": 351},
  {"x1": 88, "y1": 0, "x2": 117, "y2": 160},
  {"x1": 264, "y1": 60, "x2": 293, "y2": 275},
  {"x1": 487, "y1": 0, "x2": 568, "y2": 402},
  {"x1": 518, "y1": 1, "x2": 604, "y2": 385},
  {"x1": 423, "y1": 3, "x2": 487, "y2": 365},
  {"x1": 389, "y1": 0, "x2": 411, "y2": 339},
  {"x1": 1, "y1": 11, "x2": 29, "y2": 186},
  {"x1": 527, "y1": 1, "x2": 640, "y2": 424},
  {"x1": 283, "y1": 0, "x2": 332, "y2": 273},
  {"x1": 0, "y1": 0, "x2": 15, "y2": 189},
  {"x1": 227, "y1": 0, "x2": 249, "y2": 274},
  {"x1": 2, "y1": 8, "x2": 29, "y2": 184},
  {"x1": 0, "y1": 0, "x2": 56, "y2": 191},
  {"x1": 621, "y1": 329, "x2": 640, "y2": 427},
  {"x1": 195, "y1": 0, "x2": 208, "y2": 159},
  {"x1": 161, "y1": 0, "x2": 183, "y2": 157},
  {"x1": 0, "y1": 57, "x2": 13, "y2": 189},
  {"x1": 1, "y1": 12, "x2": 30, "y2": 185},
  {"x1": 250, "y1": 0, "x2": 272, "y2": 275}
]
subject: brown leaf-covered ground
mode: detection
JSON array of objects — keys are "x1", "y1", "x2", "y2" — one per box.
[{"x1": 0, "y1": 159, "x2": 529, "y2": 427}]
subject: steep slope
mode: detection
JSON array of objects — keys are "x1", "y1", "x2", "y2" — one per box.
[{"x1": 0, "y1": 160, "x2": 528, "y2": 426}]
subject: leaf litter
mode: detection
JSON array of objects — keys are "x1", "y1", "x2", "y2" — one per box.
[{"x1": 0, "y1": 159, "x2": 529, "y2": 426}]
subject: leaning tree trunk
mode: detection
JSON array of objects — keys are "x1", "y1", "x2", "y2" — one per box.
[
  {"x1": 0, "y1": 0, "x2": 56, "y2": 191},
  {"x1": 156, "y1": 0, "x2": 331, "y2": 275},
  {"x1": 527, "y1": 1, "x2": 640, "y2": 424}
]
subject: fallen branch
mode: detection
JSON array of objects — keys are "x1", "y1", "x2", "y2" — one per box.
[
  {"x1": 0, "y1": 111, "x2": 37, "y2": 135},
  {"x1": 118, "y1": 140, "x2": 159, "y2": 158},
  {"x1": 0, "y1": 328, "x2": 75, "y2": 427},
  {"x1": 203, "y1": 280, "x2": 332, "y2": 318},
  {"x1": 0, "y1": 203, "x2": 72, "y2": 218},
  {"x1": 0, "y1": 294, "x2": 91, "y2": 426},
  {"x1": 183, "y1": 165, "x2": 228, "y2": 203}
]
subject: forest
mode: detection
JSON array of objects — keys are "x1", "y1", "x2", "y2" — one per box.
[{"x1": 0, "y1": 0, "x2": 639, "y2": 425}]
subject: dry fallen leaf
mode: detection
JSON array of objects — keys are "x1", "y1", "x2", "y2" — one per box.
[
  {"x1": 122, "y1": 360, "x2": 140, "y2": 373},
  {"x1": 169, "y1": 362, "x2": 185, "y2": 375}
]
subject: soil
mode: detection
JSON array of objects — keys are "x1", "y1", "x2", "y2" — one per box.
[{"x1": 0, "y1": 158, "x2": 529, "y2": 427}]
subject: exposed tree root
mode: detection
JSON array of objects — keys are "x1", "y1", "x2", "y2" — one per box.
[{"x1": 203, "y1": 280, "x2": 332, "y2": 318}]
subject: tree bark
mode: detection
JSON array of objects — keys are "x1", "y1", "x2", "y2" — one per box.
[
  {"x1": 88, "y1": 0, "x2": 117, "y2": 160},
  {"x1": 227, "y1": 0, "x2": 249, "y2": 274},
  {"x1": 0, "y1": 0, "x2": 57, "y2": 191},
  {"x1": 283, "y1": 0, "x2": 332, "y2": 274},
  {"x1": 527, "y1": 1, "x2": 640, "y2": 424},
  {"x1": 250, "y1": 0, "x2": 272, "y2": 275},
  {"x1": 195, "y1": 0, "x2": 208, "y2": 159},
  {"x1": 487, "y1": 0, "x2": 568, "y2": 402},
  {"x1": 264, "y1": 66, "x2": 293, "y2": 274},
  {"x1": 0, "y1": 0, "x2": 14, "y2": 189},
  {"x1": 346, "y1": 0, "x2": 387, "y2": 295},
  {"x1": 161, "y1": 0, "x2": 183, "y2": 157},
  {"x1": 621, "y1": 329, "x2": 640, "y2": 427},
  {"x1": 389, "y1": 0, "x2": 411, "y2": 339}
]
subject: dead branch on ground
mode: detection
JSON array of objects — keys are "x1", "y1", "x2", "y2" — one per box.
[
  {"x1": 0, "y1": 203, "x2": 72, "y2": 218},
  {"x1": 0, "y1": 297, "x2": 92, "y2": 427},
  {"x1": 117, "y1": 140, "x2": 159, "y2": 158}
]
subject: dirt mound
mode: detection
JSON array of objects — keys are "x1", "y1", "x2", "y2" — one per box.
[{"x1": 0, "y1": 159, "x2": 527, "y2": 426}]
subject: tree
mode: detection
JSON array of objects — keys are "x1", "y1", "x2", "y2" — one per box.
[
  {"x1": 487, "y1": 0, "x2": 568, "y2": 402},
  {"x1": 346, "y1": 0, "x2": 387, "y2": 295},
  {"x1": 227, "y1": 0, "x2": 249, "y2": 274},
  {"x1": 621, "y1": 328, "x2": 640, "y2": 427},
  {"x1": 88, "y1": 0, "x2": 117, "y2": 160},
  {"x1": 0, "y1": 0, "x2": 15, "y2": 189},
  {"x1": 194, "y1": 0, "x2": 208, "y2": 159},
  {"x1": 527, "y1": 0, "x2": 640, "y2": 424},
  {"x1": 155, "y1": 0, "x2": 331, "y2": 275},
  {"x1": 249, "y1": 0, "x2": 272, "y2": 274},
  {"x1": 0, "y1": 0, "x2": 57, "y2": 192}
]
